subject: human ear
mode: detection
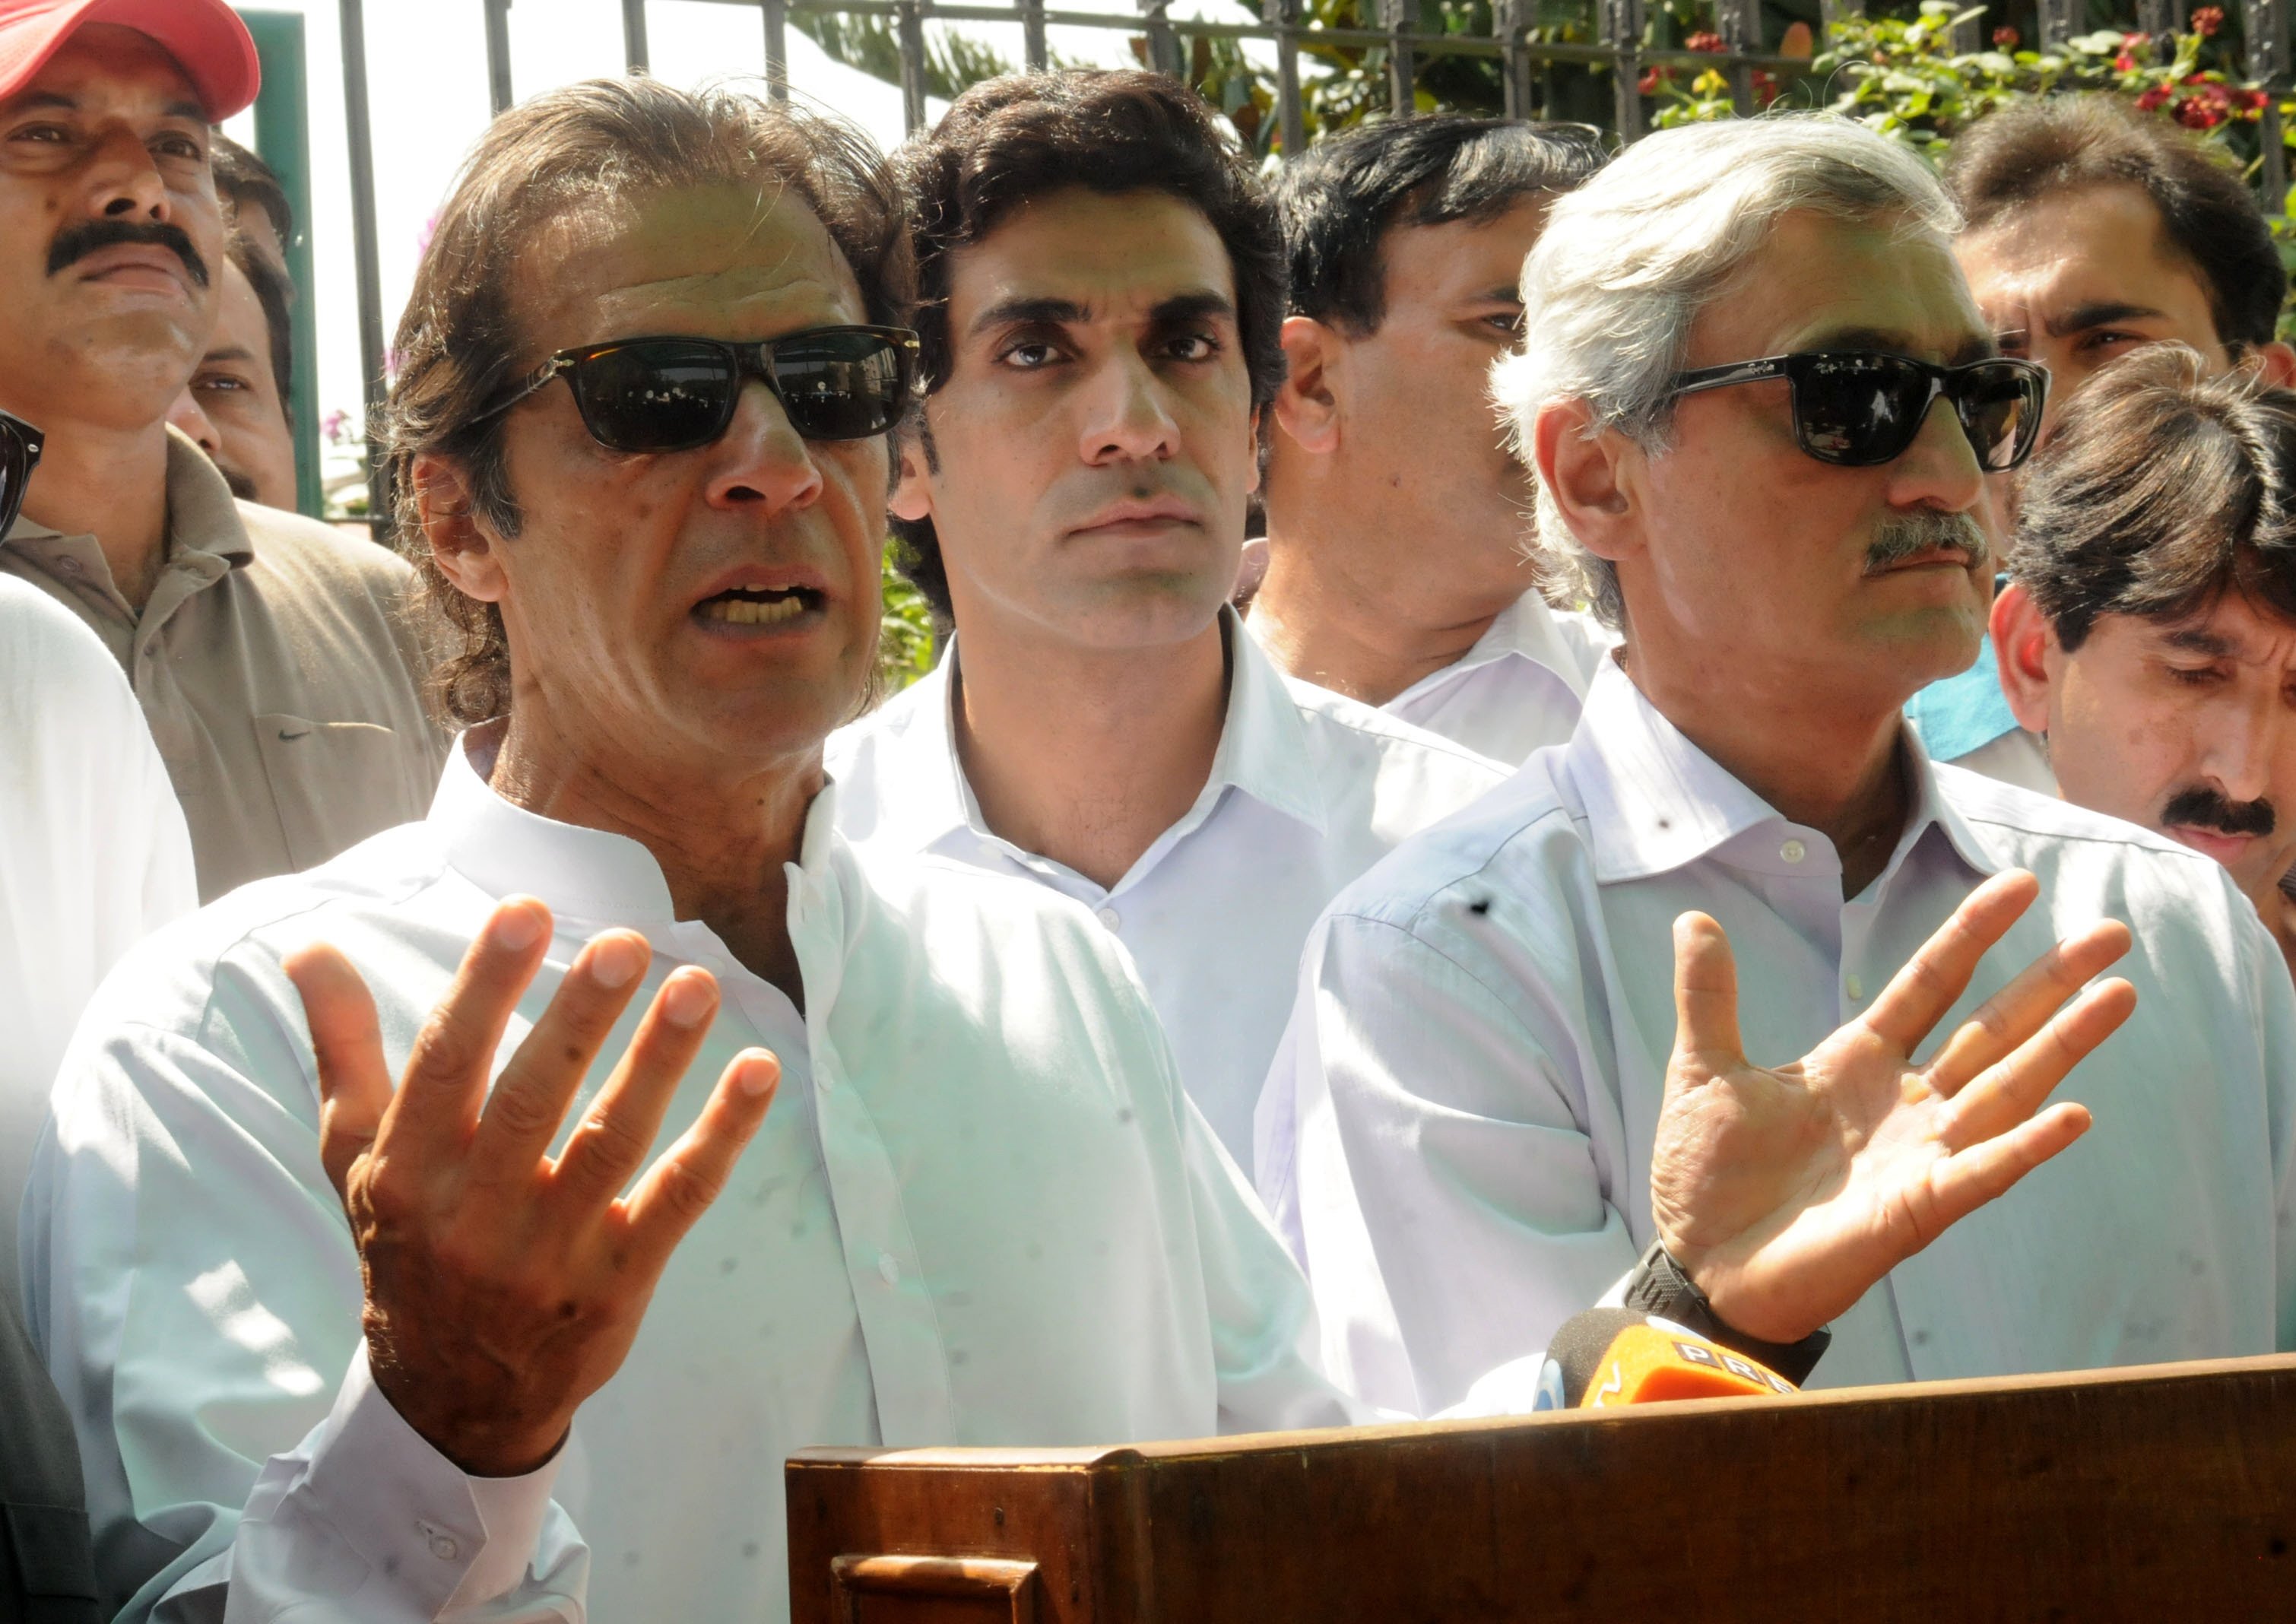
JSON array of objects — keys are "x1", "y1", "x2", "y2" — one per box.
[
  {"x1": 888, "y1": 420, "x2": 934, "y2": 524},
  {"x1": 2250, "y1": 341, "x2": 2296, "y2": 392},
  {"x1": 1533, "y1": 398, "x2": 1642, "y2": 567},
  {"x1": 1991, "y1": 579, "x2": 2059, "y2": 734},
  {"x1": 1273, "y1": 316, "x2": 1342, "y2": 457},
  {"x1": 413, "y1": 454, "x2": 509, "y2": 605}
]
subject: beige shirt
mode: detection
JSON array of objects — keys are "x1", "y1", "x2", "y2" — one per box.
[{"x1": 2, "y1": 428, "x2": 446, "y2": 902}]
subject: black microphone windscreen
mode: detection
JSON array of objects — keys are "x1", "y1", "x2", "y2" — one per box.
[{"x1": 1546, "y1": 1306, "x2": 1652, "y2": 1408}]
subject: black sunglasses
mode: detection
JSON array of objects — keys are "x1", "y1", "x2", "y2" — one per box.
[
  {"x1": 479, "y1": 326, "x2": 921, "y2": 453},
  {"x1": 0, "y1": 409, "x2": 44, "y2": 537},
  {"x1": 1663, "y1": 351, "x2": 2049, "y2": 474}
]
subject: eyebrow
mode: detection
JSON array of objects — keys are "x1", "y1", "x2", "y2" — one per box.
[
  {"x1": 1794, "y1": 324, "x2": 1997, "y2": 365},
  {"x1": 201, "y1": 345, "x2": 258, "y2": 365},
  {"x1": 2, "y1": 90, "x2": 205, "y2": 123},
  {"x1": 2044, "y1": 300, "x2": 2170, "y2": 337},
  {"x1": 966, "y1": 287, "x2": 1236, "y2": 339},
  {"x1": 2160, "y1": 626, "x2": 2238, "y2": 657}
]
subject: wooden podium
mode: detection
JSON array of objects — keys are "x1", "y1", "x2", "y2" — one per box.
[{"x1": 787, "y1": 1354, "x2": 2296, "y2": 1622}]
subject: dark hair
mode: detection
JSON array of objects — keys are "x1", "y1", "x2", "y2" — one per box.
[
  {"x1": 1276, "y1": 116, "x2": 1607, "y2": 332},
  {"x1": 378, "y1": 78, "x2": 912, "y2": 727},
  {"x1": 2010, "y1": 344, "x2": 2296, "y2": 650},
  {"x1": 1948, "y1": 94, "x2": 2285, "y2": 350},
  {"x1": 209, "y1": 130, "x2": 293, "y2": 252},
  {"x1": 890, "y1": 69, "x2": 1283, "y2": 615},
  {"x1": 226, "y1": 232, "x2": 294, "y2": 420}
]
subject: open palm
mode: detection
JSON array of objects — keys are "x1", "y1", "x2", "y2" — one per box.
[{"x1": 1650, "y1": 870, "x2": 2137, "y2": 1346}]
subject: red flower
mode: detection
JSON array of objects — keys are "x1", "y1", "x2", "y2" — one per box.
[
  {"x1": 1685, "y1": 30, "x2": 1725, "y2": 52},
  {"x1": 2192, "y1": 5, "x2": 2225, "y2": 36},
  {"x1": 2136, "y1": 84, "x2": 2171, "y2": 109},
  {"x1": 2241, "y1": 86, "x2": 2271, "y2": 109},
  {"x1": 2176, "y1": 97, "x2": 2225, "y2": 127},
  {"x1": 2123, "y1": 30, "x2": 2149, "y2": 46},
  {"x1": 1753, "y1": 67, "x2": 1779, "y2": 105},
  {"x1": 1992, "y1": 24, "x2": 2019, "y2": 47},
  {"x1": 2114, "y1": 50, "x2": 2137, "y2": 71},
  {"x1": 1638, "y1": 65, "x2": 1666, "y2": 93}
]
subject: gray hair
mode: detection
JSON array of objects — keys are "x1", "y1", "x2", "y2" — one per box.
[{"x1": 1493, "y1": 113, "x2": 1962, "y2": 628}]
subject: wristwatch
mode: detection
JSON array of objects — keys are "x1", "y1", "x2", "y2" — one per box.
[{"x1": 1622, "y1": 1239, "x2": 1832, "y2": 1387}]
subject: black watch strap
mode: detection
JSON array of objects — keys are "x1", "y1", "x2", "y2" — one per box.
[{"x1": 1621, "y1": 1239, "x2": 1832, "y2": 1387}]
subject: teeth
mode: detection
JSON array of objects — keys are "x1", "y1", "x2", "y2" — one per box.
[{"x1": 700, "y1": 594, "x2": 808, "y2": 626}]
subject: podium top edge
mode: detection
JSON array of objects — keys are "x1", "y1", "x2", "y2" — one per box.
[{"x1": 783, "y1": 1352, "x2": 2296, "y2": 1473}]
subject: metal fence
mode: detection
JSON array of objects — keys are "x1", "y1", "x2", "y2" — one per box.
[{"x1": 328, "y1": 0, "x2": 2295, "y2": 522}]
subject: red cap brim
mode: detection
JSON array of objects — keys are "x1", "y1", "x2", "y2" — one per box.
[{"x1": 0, "y1": 0, "x2": 262, "y2": 122}]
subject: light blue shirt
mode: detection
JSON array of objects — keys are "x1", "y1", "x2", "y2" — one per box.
[{"x1": 1259, "y1": 658, "x2": 2296, "y2": 1417}]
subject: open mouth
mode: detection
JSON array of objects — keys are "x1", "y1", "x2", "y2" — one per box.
[{"x1": 694, "y1": 585, "x2": 824, "y2": 627}]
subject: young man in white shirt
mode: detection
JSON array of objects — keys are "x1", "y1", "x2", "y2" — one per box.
[
  {"x1": 830, "y1": 75, "x2": 1513, "y2": 1172},
  {"x1": 27, "y1": 80, "x2": 2127, "y2": 1624},
  {"x1": 1247, "y1": 115, "x2": 1615, "y2": 763},
  {"x1": 1261, "y1": 113, "x2": 2296, "y2": 1416}
]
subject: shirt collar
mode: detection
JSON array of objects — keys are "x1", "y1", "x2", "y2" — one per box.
[
  {"x1": 1406, "y1": 588, "x2": 1598, "y2": 704},
  {"x1": 876, "y1": 606, "x2": 1330, "y2": 852},
  {"x1": 1565, "y1": 658, "x2": 1998, "y2": 887},
  {"x1": 2, "y1": 425, "x2": 254, "y2": 568},
  {"x1": 429, "y1": 726, "x2": 842, "y2": 929}
]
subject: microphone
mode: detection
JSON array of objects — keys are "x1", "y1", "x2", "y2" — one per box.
[{"x1": 1533, "y1": 1307, "x2": 1801, "y2": 1410}]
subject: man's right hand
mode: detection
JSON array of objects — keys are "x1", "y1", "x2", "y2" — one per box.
[{"x1": 283, "y1": 896, "x2": 781, "y2": 1477}]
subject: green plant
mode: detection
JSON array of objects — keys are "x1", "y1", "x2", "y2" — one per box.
[{"x1": 878, "y1": 538, "x2": 937, "y2": 691}]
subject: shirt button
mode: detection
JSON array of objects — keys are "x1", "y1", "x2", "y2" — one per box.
[
  {"x1": 1845, "y1": 974, "x2": 1865, "y2": 1001},
  {"x1": 1095, "y1": 907, "x2": 1121, "y2": 931},
  {"x1": 57, "y1": 556, "x2": 83, "y2": 577},
  {"x1": 877, "y1": 1251, "x2": 901, "y2": 1286},
  {"x1": 1780, "y1": 839, "x2": 1806, "y2": 864},
  {"x1": 417, "y1": 1522, "x2": 460, "y2": 1562}
]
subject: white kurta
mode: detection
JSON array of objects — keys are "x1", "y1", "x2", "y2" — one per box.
[
  {"x1": 0, "y1": 575, "x2": 194, "y2": 1305},
  {"x1": 25, "y1": 737, "x2": 1368, "y2": 1623},
  {"x1": 1260, "y1": 658, "x2": 2296, "y2": 1416},
  {"x1": 827, "y1": 611, "x2": 1509, "y2": 1175},
  {"x1": 1371, "y1": 588, "x2": 1616, "y2": 765}
]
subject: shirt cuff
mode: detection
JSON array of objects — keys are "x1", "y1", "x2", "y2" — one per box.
[{"x1": 265, "y1": 1343, "x2": 566, "y2": 1616}]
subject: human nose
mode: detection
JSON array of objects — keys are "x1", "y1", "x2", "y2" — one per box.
[
  {"x1": 702, "y1": 382, "x2": 825, "y2": 512},
  {"x1": 1883, "y1": 384, "x2": 1986, "y2": 516},
  {"x1": 1077, "y1": 348, "x2": 1181, "y2": 465},
  {"x1": 2195, "y1": 691, "x2": 2285, "y2": 807},
  {"x1": 167, "y1": 387, "x2": 219, "y2": 457},
  {"x1": 81, "y1": 124, "x2": 173, "y2": 224}
]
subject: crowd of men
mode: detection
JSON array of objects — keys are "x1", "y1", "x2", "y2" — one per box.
[{"x1": 4, "y1": 0, "x2": 2295, "y2": 1616}]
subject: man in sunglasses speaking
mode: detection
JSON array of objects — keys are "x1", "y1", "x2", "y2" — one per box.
[
  {"x1": 0, "y1": 0, "x2": 440, "y2": 903},
  {"x1": 1260, "y1": 113, "x2": 2296, "y2": 1415}
]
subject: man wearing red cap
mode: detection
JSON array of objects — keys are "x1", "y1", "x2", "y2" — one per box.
[{"x1": 0, "y1": 0, "x2": 442, "y2": 905}]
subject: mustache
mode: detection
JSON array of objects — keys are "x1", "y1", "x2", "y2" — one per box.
[
  {"x1": 1863, "y1": 509, "x2": 1990, "y2": 575},
  {"x1": 2161, "y1": 785, "x2": 2275, "y2": 839},
  {"x1": 46, "y1": 219, "x2": 210, "y2": 288}
]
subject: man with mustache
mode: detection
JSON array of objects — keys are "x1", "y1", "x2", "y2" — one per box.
[
  {"x1": 1993, "y1": 346, "x2": 2296, "y2": 983},
  {"x1": 0, "y1": 0, "x2": 440, "y2": 901},
  {"x1": 1260, "y1": 115, "x2": 2296, "y2": 1413},
  {"x1": 1904, "y1": 96, "x2": 2296, "y2": 795},
  {"x1": 829, "y1": 73, "x2": 1513, "y2": 1172}
]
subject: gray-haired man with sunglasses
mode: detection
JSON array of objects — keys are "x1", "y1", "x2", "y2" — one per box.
[{"x1": 1259, "y1": 113, "x2": 2296, "y2": 1416}]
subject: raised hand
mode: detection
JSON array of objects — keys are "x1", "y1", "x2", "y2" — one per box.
[
  {"x1": 1649, "y1": 870, "x2": 2136, "y2": 1346},
  {"x1": 283, "y1": 896, "x2": 780, "y2": 1477}
]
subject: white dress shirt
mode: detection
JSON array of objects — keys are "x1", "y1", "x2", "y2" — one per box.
[
  {"x1": 826, "y1": 612, "x2": 1511, "y2": 1174},
  {"x1": 0, "y1": 576, "x2": 194, "y2": 1307},
  {"x1": 24, "y1": 735, "x2": 1369, "y2": 1624},
  {"x1": 1259, "y1": 658, "x2": 2296, "y2": 1417},
  {"x1": 1372, "y1": 588, "x2": 1617, "y2": 765}
]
